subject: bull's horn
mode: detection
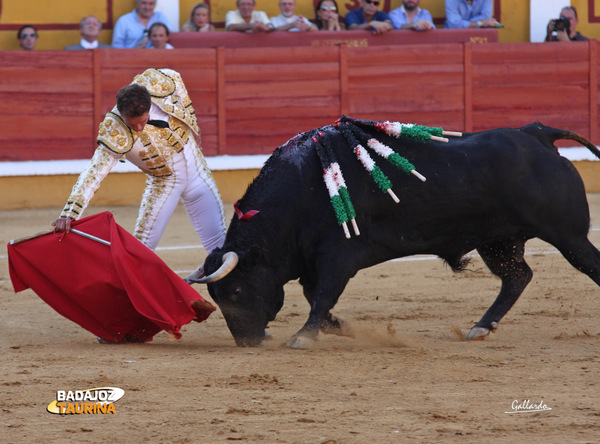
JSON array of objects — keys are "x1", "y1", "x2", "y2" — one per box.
[
  {"x1": 189, "y1": 252, "x2": 239, "y2": 284},
  {"x1": 184, "y1": 265, "x2": 205, "y2": 284}
]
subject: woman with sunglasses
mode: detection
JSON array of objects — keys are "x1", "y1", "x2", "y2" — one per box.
[
  {"x1": 314, "y1": 0, "x2": 345, "y2": 31},
  {"x1": 345, "y1": 0, "x2": 393, "y2": 35}
]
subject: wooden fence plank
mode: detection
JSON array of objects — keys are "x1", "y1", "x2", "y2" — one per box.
[
  {"x1": 0, "y1": 50, "x2": 92, "y2": 68},
  {"x1": 471, "y1": 42, "x2": 589, "y2": 64},
  {"x1": 0, "y1": 68, "x2": 92, "y2": 93},
  {"x1": 348, "y1": 88, "x2": 464, "y2": 114},
  {"x1": 225, "y1": 62, "x2": 340, "y2": 82},
  {"x1": 224, "y1": 46, "x2": 339, "y2": 65},
  {"x1": 1, "y1": 40, "x2": 599, "y2": 162},
  {"x1": 339, "y1": 45, "x2": 349, "y2": 116},
  {"x1": 463, "y1": 42, "x2": 473, "y2": 132},
  {"x1": 473, "y1": 86, "x2": 589, "y2": 108},
  {"x1": 474, "y1": 108, "x2": 589, "y2": 135},
  {"x1": 0, "y1": 92, "x2": 92, "y2": 115},
  {"x1": 217, "y1": 47, "x2": 226, "y2": 156},
  {"x1": 473, "y1": 62, "x2": 589, "y2": 86},
  {"x1": 590, "y1": 40, "x2": 599, "y2": 142},
  {"x1": 348, "y1": 44, "x2": 464, "y2": 66},
  {"x1": 225, "y1": 79, "x2": 340, "y2": 100},
  {"x1": 0, "y1": 139, "x2": 93, "y2": 161}
]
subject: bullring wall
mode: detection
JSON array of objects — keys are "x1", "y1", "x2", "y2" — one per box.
[
  {"x1": 2, "y1": 35, "x2": 600, "y2": 161},
  {"x1": 1, "y1": 35, "x2": 600, "y2": 209},
  {"x1": 0, "y1": 0, "x2": 534, "y2": 49}
]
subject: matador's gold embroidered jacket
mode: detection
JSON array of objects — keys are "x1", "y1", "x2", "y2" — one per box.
[{"x1": 60, "y1": 68, "x2": 203, "y2": 220}]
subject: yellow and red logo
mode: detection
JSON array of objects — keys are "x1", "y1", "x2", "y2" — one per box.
[{"x1": 47, "y1": 387, "x2": 125, "y2": 415}]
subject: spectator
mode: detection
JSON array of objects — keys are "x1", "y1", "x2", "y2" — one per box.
[
  {"x1": 54, "y1": 68, "x2": 226, "y2": 254},
  {"x1": 271, "y1": 0, "x2": 318, "y2": 32},
  {"x1": 65, "y1": 16, "x2": 111, "y2": 50},
  {"x1": 17, "y1": 25, "x2": 38, "y2": 50},
  {"x1": 444, "y1": 0, "x2": 499, "y2": 29},
  {"x1": 314, "y1": 0, "x2": 345, "y2": 31},
  {"x1": 181, "y1": 3, "x2": 216, "y2": 32},
  {"x1": 345, "y1": 0, "x2": 393, "y2": 35},
  {"x1": 112, "y1": 0, "x2": 171, "y2": 48},
  {"x1": 390, "y1": 0, "x2": 435, "y2": 31},
  {"x1": 545, "y1": 6, "x2": 588, "y2": 42},
  {"x1": 149, "y1": 22, "x2": 173, "y2": 49},
  {"x1": 226, "y1": 0, "x2": 273, "y2": 33}
]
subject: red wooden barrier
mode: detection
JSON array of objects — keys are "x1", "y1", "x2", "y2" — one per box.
[
  {"x1": 1, "y1": 38, "x2": 598, "y2": 163},
  {"x1": 169, "y1": 29, "x2": 498, "y2": 48},
  {"x1": 0, "y1": 51, "x2": 95, "y2": 160}
]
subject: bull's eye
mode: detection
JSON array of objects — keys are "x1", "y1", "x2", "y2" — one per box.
[{"x1": 230, "y1": 287, "x2": 241, "y2": 302}]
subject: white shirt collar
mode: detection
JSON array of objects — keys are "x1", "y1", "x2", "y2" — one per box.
[{"x1": 80, "y1": 39, "x2": 99, "y2": 49}]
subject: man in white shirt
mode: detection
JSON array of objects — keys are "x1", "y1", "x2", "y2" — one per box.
[
  {"x1": 112, "y1": 0, "x2": 171, "y2": 47},
  {"x1": 226, "y1": 0, "x2": 273, "y2": 33},
  {"x1": 65, "y1": 16, "x2": 111, "y2": 50},
  {"x1": 270, "y1": 0, "x2": 317, "y2": 32}
]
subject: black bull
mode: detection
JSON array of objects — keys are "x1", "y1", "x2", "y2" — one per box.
[{"x1": 190, "y1": 121, "x2": 600, "y2": 347}]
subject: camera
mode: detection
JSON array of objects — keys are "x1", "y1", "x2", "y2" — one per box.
[{"x1": 552, "y1": 16, "x2": 571, "y2": 35}]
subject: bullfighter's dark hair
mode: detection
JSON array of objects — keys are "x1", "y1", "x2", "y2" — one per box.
[{"x1": 116, "y1": 84, "x2": 152, "y2": 118}]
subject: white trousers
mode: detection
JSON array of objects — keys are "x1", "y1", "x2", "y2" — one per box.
[{"x1": 134, "y1": 142, "x2": 226, "y2": 252}]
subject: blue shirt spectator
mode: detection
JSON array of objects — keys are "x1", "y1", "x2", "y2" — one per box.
[
  {"x1": 112, "y1": 0, "x2": 171, "y2": 48},
  {"x1": 390, "y1": 2, "x2": 435, "y2": 30},
  {"x1": 346, "y1": 9, "x2": 391, "y2": 27},
  {"x1": 345, "y1": 0, "x2": 392, "y2": 35},
  {"x1": 444, "y1": 0, "x2": 494, "y2": 29}
]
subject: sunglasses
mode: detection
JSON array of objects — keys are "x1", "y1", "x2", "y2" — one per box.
[
  {"x1": 320, "y1": 5, "x2": 337, "y2": 11},
  {"x1": 365, "y1": 0, "x2": 380, "y2": 5},
  {"x1": 20, "y1": 33, "x2": 37, "y2": 38}
]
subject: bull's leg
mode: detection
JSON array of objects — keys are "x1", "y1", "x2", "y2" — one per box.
[
  {"x1": 552, "y1": 236, "x2": 600, "y2": 286},
  {"x1": 320, "y1": 313, "x2": 355, "y2": 337},
  {"x1": 300, "y1": 281, "x2": 354, "y2": 338},
  {"x1": 467, "y1": 239, "x2": 532, "y2": 340},
  {"x1": 288, "y1": 274, "x2": 352, "y2": 349}
]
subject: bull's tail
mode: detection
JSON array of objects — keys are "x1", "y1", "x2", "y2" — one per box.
[
  {"x1": 560, "y1": 131, "x2": 600, "y2": 160},
  {"x1": 520, "y1": 122, "x2": 600, "y2": 160}
]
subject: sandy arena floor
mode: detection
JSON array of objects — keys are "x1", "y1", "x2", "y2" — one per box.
[{"x1": 1, "y1": 197, "x2": 600, "y2": 443}]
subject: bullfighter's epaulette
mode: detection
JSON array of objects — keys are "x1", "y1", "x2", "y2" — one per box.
[
  {"x1": 314, "y1": 115, "x2": 462, "y2": 239},
  {"x1": 97, "y1": 112, "x2": 134, "y2": 154}
]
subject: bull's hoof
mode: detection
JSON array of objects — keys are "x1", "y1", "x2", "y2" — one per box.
[
  {"x1": 338, "y1": 320, "x2": 355, "y2": 338},
  {"x1": 466, "y1": 322, "x2": 498, "y2": 341},
  {"x1": 285, "y1": 335, "x2": 316, "y2": 349},
  {"x1": 466, "y1": 327, "x2": 490, "y2": 340},
  {"x1": 321, "y1": 318, "x2": 355, "y2": 338}
]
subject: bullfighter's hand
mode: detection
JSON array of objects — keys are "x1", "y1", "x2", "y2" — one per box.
[{"x1": 53, "y1": 217, "x2": 72, "y2": 233}]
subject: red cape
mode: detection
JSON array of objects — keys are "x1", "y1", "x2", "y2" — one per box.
[{"x1": 7, "y1": 211, "x2": 215, "y2": 343}]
